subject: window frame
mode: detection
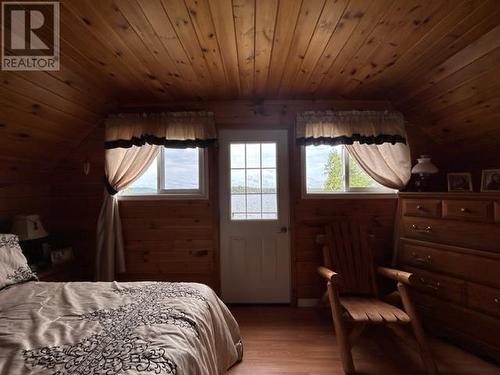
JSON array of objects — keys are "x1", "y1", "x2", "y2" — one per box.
[
  {"x1": 119, "y1": 147, "x2": 209, "y2": 200},
  {"x1": 301, "y1": 145, "x2": 397, "y2": 199}
]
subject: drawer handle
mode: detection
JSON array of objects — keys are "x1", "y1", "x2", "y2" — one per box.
[
  {"x1": 411, "y1": 224, "x2": 432, "y2": 233},
  {"x1": 460, "y1": 207, "x2": 469, "y2": 213},
  {"x1": 419, "y1": 277, "x2": 440, "y2": 291},
  {"x1": 411, "y1": 252, "x2": 432, "y2": 264},
  {"x1": 494, "y1": 298, "x2": 500, "y2": 306},
  {"x1": 416, "y1": 205, "x2": 424, "y2": 211}
]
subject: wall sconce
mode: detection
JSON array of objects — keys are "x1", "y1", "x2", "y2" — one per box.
[{"x1": 83, "y1": 158, "x2": 91, "y2": 176}]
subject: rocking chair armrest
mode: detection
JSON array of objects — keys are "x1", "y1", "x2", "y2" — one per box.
[
  {"x1": 318, "y1": 266, "x2": 339, "y2": 283},
  {"x1": 377, "y1": 266, "x2": 414, "y2": 285}
]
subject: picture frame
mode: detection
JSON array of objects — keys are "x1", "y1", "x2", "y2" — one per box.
[
  {"x1": 447, "y1": 173, "x2": 473, "y2": 192},
  {"x1": 481, "y1": 169, "x2": 500, "y2": 192}
]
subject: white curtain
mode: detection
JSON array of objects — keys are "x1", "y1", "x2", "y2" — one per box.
[
  {"x1": 96, "y1": 145, "x2": 160, "y2": 281},
  {"x1": 296, "y1": 110, "x2": 411, "y2": 189},
  {"x1": 346, "y1": 143, "x2": 411, "y2": 189},
  {"x1": 96, "y1": 112, "x2": 216, "y2": 281}
]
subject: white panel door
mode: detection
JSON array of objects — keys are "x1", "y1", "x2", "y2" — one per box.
[{"x1": 219, "y1": 130, "x2": 291, "y2": 303}]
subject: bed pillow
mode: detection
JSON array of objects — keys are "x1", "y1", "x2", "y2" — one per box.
[{"x1": 0, "y1": 234, "x2": 37, "y2": 290}]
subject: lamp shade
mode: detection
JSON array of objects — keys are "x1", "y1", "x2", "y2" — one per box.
[
  {"x1": 411, "y1": 155, "x2": 438, "y2": 175},
  {"x1": 11, "y1": 215, "x2": 48, "y2": 241}
]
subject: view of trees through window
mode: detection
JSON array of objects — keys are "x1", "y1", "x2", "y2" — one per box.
[{"x1": 306, "y1": 145, "x2": 388, "y2": 193}]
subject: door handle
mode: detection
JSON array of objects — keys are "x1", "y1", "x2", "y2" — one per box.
[{"x1": 278, "y1": 226, "x2": 288, "y2": 233}]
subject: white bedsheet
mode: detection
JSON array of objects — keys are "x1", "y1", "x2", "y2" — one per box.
[{"x1": 0, "y1": 281, "x2": 242, "y2": 375}]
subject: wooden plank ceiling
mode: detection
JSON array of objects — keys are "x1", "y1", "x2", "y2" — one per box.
[{"x1": 1, "y1": 0, "x2": 500, "y2": 171}]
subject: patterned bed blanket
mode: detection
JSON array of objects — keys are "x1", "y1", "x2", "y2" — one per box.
[{"x1": 0, "y1": 281, "x2": 242, "y2": 375}]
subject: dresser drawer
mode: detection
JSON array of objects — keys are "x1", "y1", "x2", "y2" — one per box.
[
  {"x1": 399, "y1": 242, "x2": 500, "y2": 288},
  {"x1": 442, "y1": 199, "x2": 493, "y2": 222},
  {"x1": 402, "y1": 199, "x2": 441, "y2": 218},
  {"x1": 413, "y1": 292, "x2": 500, "y2": 355},
  {"x1": 403, "y1": 266, "x2": 465, "y2": 304},
  {"x1": 467, "y1": 283, "x2": 500, "y2": 319},
  {"x1": 401, "y1": 216, "x2": 500, "y2": 253}
]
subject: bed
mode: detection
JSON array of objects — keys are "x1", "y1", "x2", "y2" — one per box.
[{"x1": 0, "y1": 234, "x2": 243, "y2": 375}]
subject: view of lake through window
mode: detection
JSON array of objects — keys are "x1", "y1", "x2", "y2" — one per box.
[
  {"x1": 121, "y1": 147, "x2": 204, "y2": 196},
  {"x1": 230, "y1": 143, "x2": 278, "y2": 220}
]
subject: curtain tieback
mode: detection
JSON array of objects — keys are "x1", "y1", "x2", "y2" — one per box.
[{"x1": 103, "y1": 177, "x2": 118, "y2": 196}]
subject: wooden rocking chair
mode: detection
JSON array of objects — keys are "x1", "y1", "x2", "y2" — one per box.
[{"x1": 317, "y1": 218, "x2": 438, "y2": 374}]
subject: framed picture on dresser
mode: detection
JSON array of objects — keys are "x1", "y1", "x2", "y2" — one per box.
[
  {"x1": 447, "y1": 172, "x2": 473, "y2": 192},
  {"x1": 481, "y1": 169, "x2": 500, "y2": 192}
]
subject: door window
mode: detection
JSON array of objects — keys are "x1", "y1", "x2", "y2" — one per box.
[{"x1": 230, "y1": 143, "x2": 278, "y2": 220}]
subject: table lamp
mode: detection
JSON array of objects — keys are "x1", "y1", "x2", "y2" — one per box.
[
  {"x1": 411, "y1": 155, "x2": 438, "y2": 192},
  {"x1": 11, "y1": 214, "x2": 49, "y2": 269}
]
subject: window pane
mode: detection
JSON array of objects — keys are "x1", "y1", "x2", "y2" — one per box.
[
  {"x1": 122, "y1": 156, "x2": 157, "y2": 195},
  {"x1": 348, "y1": 155, "x2": 381, "y2": 188},
  {"x1": 246, "y1": 169, "x2": 261, "y2": 193},
  {"x1": 306, "y1": 145, "x2": 343, "y2": 193},
  {"x1": 262, "y1": 169, "x2": 276, "y2": 193},
  {"x1": 231, "y1": 169, "x2": 245, "y2": 193},
  {"x1": 164, "y1": 148, "x2": 199, "y2": 190},
  {"x1": 230, "y1": 144, "x2": 245, "y2": 168},
  {"x1": 261, "y1": 143, "x2": 276, "y2": 168},
  {"x1": 231, "y1": 194, "x2": 246, "y2": 213},
  {"x1": 246, "y1": 194, "x2": 261, "y2": 213},
  {"x1": 246, "y1": 144, "x2": 260, "y2": 168},
  {"x1": 262, "y1": 194, "x2": 277, "y2": 212}
]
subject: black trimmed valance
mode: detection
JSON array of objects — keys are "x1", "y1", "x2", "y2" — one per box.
[
  {"x1": 296, "y1": 110, "x2": 407, "y2": 146},
  {"x1": 105, "y1": 111, "x2": 216, "y2": 149}
]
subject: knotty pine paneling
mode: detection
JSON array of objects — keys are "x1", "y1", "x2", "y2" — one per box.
[
  {"x1": 50, "y1": 125, "x2": 105, "y2": 279},
  {"x1": 116, "y1": 100, "x2": 401, "y2": 301},
  {"x1": 44, "y1": 99, "x2": 477, "y2": 300},
  {"x1": 0, "y1": 155, "x2": 53, "y2": 232},
  {"x1": 3, "y1": 0, "x2": 500, "y2": 170},
  {"x1": 0, "y1": 181, "x2": 51, "y2": 233},
  {"x1": 117, "y1": 145, "x2": 219, "y2": 291},
  {"x1": 49, "y1": 100, "x2": 401, "y2": 299},
  {"x1": 293, "y1": 199, "x2": 397, "y2": 299}
]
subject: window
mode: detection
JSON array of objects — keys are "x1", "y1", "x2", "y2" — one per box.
[
  {"x1": 121, "y1": 147, "x2": 207, "y2": 197},
  {"x1": 304, "y1": 145, "x2": 395, "y2": 195},
  {"x1": 230, "y1": 143, "x2": 278, "y2": 220}
]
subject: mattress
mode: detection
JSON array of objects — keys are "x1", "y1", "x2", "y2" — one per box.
[{"x1": 0, "y1": 281, "x2": 242, "y2": 375}]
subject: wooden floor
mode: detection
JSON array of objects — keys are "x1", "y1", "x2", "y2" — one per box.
[{"x1": 227, "y1": 306, "x2": 498, "y2": 375}]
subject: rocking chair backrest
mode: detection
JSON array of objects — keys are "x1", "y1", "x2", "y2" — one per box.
[{"x1": 319, "y1": 218, "x2": 377, "y2": 296}]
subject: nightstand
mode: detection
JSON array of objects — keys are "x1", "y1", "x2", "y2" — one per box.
[{"x1": 36, "y1": 262, "x2": 85, "y2": 282}]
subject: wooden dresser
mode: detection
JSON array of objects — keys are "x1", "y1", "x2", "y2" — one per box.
[{"x1": 395, "y1": 193, "x2": 500, "y2": 362}]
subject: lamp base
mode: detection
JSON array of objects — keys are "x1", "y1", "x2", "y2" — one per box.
[{"x1": 414, "y1": 174, "x2": 433, "y2": 192}]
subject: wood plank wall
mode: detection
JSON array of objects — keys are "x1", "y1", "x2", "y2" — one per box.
[
  {"x1": 47, "y1": 100, "x2": 437, "y2": 301},
  {"x1": 117, "y1": 147, "x2": 220, "y2": 291},
  {"x1": 0, "y1": 27, "x2": 112, "y2": 247},
  {"x1": 50, "y1": 125, "x2": 105, "y2": 278},
  {"x1": 0, "y1": 158, "x2": 52, "y2": 232},
  {"x1": 0, "y1": 159, "x2": 52, "y2": 276}
]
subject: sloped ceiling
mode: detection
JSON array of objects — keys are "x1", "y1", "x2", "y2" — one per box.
[{"x1": 1, "y1": 0, "x2": 499, "y2": 179}]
